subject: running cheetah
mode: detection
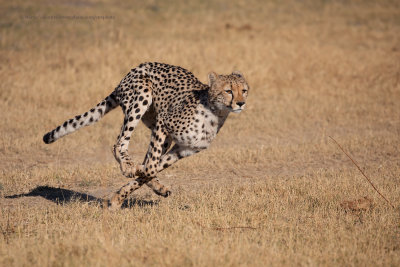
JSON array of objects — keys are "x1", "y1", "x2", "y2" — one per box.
[{"x1": 43, "y1": 62, "x2": 249, "y2": 209}]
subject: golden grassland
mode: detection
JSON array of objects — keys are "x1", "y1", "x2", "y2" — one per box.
[{"x1": 1, "y1": 0, "x2": 400, "y2": 266}]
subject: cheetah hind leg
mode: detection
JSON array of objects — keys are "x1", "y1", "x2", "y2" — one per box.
[
  {"x1": 110, "y1": 120, "x2": 170, "y2": 209},
  {"x1": 113, "y1": 145, "x2": 170, "y2": 196},
  {"x1": 110, "y1": 122, "x2": 172, "y2": 209},
  {"x1": 108, "y1": 176, "x2": 170, "y2": 210},
  {"x1": 146, "y1": 178, "x2": 171, "y2": 197},
  {"x1": 113, "y1": 95, "x2": 152, "y2": 177},
  {"x1": 113, "y1": 144, "x2": 144, "y2": 178}
]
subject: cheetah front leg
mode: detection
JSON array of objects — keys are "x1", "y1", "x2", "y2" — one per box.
[
  {"x1": 109, "y1": 179, "x2": 142, "y2": 210},
  {"x1": 156, "y1": 144, "x2": 200, "y2": 172},
  {"x1": 144, "y1": 145, "x2": 200, "y2": 197},
  {"x1": 137, "y1": 143, "x2": 203, "y2": 196},
  {"x1": 144, "y1": 135, "x2": 173, "y2": 197}
]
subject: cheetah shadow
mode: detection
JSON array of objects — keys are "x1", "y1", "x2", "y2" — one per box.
[{"x1": 4, "y1": 186, "x2": 158, "y2": 209}]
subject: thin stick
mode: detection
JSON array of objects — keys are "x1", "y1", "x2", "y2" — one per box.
[
  {"x1": 193, "y1": 221, "x2": 257, "y2": 231},
  {"x1": 213, "y1": 226, "x2": 257, "y2": 231},
  {"x1": 329, "y1": 136, "x2": 395, "y2": 208}
]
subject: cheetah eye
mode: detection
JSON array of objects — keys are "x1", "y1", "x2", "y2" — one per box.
[
  {"x1": 225, "y1": 89, "x2": 233, "y2": 94},
  {"x1": 242, "y1": 89, "x2": 248, "y2": 93}
]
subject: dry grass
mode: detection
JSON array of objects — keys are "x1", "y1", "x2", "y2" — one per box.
[{"x1": 1, "y1": 0, "x2": 400, "y2": 266}]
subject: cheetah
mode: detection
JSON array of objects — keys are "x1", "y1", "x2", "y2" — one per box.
[{"x1": 43, "y1": 62, "x2": 249, "y2": 209}]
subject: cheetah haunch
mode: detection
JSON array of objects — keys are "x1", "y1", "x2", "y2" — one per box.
[{"x1": 43, "y1": 62, "x2": 249, "y2": 209}]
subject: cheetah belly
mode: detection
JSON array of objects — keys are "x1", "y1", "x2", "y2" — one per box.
[{"x1": 170, "y1": 105, "x2": 219, "y2": 150}]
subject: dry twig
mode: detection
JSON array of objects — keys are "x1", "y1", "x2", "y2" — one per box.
[
  {"x1": 193, "y1": 221, "x2": 257, "y2": 231},
  {"x1": 329, "y1": 136, "x2": 395, "y2": 208}
]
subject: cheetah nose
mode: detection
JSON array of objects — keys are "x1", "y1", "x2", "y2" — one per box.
[{"x1": 236, "y1": 102, "x2": 245, "y2": 107}]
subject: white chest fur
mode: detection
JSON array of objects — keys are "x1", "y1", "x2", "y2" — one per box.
[{"x1": 171, "y1": 104, "x2": 228, "y2": 150}]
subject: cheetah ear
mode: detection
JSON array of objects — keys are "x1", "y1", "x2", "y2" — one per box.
[
  {"x1": 232, "y1": 70, "x2": 243, "y2": 78},
  {"x1": 208, "y1": 72, "x2": 218, "y2": 86}
]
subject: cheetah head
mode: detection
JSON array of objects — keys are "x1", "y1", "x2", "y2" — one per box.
[{"x1": 208, "y1": 71, "x2": 249, "y2": 113}]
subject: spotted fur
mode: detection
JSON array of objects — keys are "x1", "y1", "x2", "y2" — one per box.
[{"x1": 43, "y1": 62, "x2": 249, "y2": 209}]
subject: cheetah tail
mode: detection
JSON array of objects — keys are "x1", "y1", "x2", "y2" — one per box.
[{"x1": 43, "y1": 92, "x2": 119, "y2": 144}]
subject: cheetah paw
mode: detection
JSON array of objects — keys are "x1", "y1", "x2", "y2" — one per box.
[
  {"x1": 120, "y1": 161, "x2": 144, "y2": 178},
  {"x1": 153, "y1": 187, "x2": 172, "y2": 198},
  {"x1": 108, "y1": 195, "x2": 123, "y2": 211},
  {"x1": 160, "y1": 189, "x2": 172, "y2": 198}
]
